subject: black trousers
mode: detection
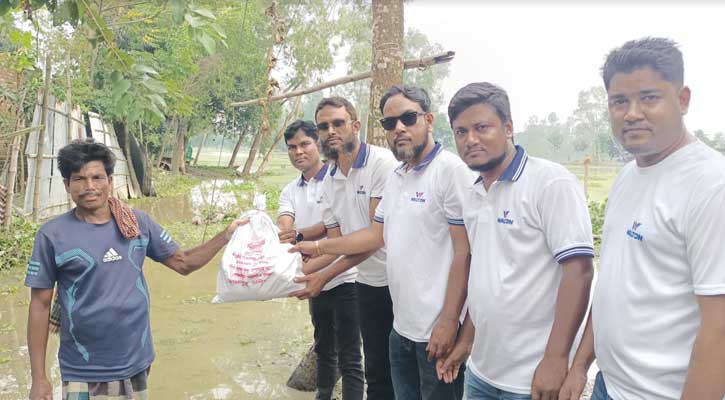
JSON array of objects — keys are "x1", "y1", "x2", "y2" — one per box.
[
  {"x1": 310, "y1": 283, "x2": 364, "y2": 400},
  {"x1": 355, "y1": 282, "x2": 395, "y2": 400}
]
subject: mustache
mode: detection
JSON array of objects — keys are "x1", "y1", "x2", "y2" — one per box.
[{"x1": 80, "y1": 191, "x2": 102, "y2": 197}]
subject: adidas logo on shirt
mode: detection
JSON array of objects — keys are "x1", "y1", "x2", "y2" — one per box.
[{"x1": 103, "y1": 248, "x2": 123, "y2": 263}]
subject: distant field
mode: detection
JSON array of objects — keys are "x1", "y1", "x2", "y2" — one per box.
[
  {"x1": 566, "y1": 164, "x2": 622, "y2": 203},
  {"x1": 192, "y1": 146, "x2": 621, "y2": 203},
  {"x1": 193, "y1": 147, "x2": 299, "y2": 188}
]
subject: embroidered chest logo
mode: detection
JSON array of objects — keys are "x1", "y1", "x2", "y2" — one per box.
[
  {"x1": 626, "y1": 221, "x2": 644, "y2": 241},
  {"x1": 410, "y1": 191, "x2": 426, "y2": 203},
  {"x1": 103, "y1": 248, "x2": 123, "y2": 263},
  {"x1": 497, "y1": 210, "x2": 514, "y2": 225},
  {"x1": 356, "y1": 185, "x2": 367, "y2": 195}
]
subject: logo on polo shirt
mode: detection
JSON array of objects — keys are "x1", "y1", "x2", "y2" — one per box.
[
  {"x1": 103, "y1": 248, "x2": 123, "y2": 263},
  {"x1": 497, "y1": 210, "x2": 514, "y2": 225},
  {"x1": 356, "y1": 185, "x2": 366, "y2": 195},
  {"x1": 626, "y1": 221, "x2": 644, "y2": 241},
  {"x1": 410, "y1": 191, "x2": 426, "y2": 203}
]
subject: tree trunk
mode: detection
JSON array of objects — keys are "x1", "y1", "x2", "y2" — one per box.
[
  {"x1": 156, "y1": 117, "x2": 177, "y2": 168},
  {"x1": 121, "y1": 121, "x2": 142, "y2": 197},
  {"x1": 33, "y1": 53, "x2": 52, "y2": 222},
  {"x1": 138, "y1": 120, "x2": 156, "y2": 196},
  {"x1": 170, "y1": 117, "x2": 188, "y2": 174},
  {"x1": 228, "y1": 125, "x2": 249, "y2": 168},
  {"x1": 256, "y1": 97, "x2": 302, "y2": 177},
  {"x1": 193, "y1": 128, "x2": 209, "y2": 166},
  {"x1": 240, "y1": 3, "x2": 283, "y2": 177},
  {"x1": 240, "y1": 46, "x2": 275, "y2": 177},
  {"x1": 367, "y1": 0, "x2": 404, "y2": 147}
]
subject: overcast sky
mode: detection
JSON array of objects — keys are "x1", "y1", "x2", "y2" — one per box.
[{"x1": 404, "y1": 1, "x2": 725, "y2": 134}]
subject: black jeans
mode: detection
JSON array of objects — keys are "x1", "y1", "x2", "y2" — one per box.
[
  {"x1": 310, "y1": 283, "x2": 364, "y2": 400},
  {"x1": 356, "y1": 282, "x2": 395, "y2": 400}
]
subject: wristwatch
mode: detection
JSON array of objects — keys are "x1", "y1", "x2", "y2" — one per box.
[{"x1": 295, "y1": 231, "x2": 304, "y2": 243}]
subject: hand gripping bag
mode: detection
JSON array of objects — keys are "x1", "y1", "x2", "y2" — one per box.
[{"x1": 213, "y1": 210, "x2": 304, "y2": 302}]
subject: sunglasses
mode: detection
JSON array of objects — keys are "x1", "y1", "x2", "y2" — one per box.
[
  {"x1": 317, "y1": 119, "x2": 352, "y2": 132},
  {"x1": 379, "y1": 111, "x2": 426, "y2": 131}
]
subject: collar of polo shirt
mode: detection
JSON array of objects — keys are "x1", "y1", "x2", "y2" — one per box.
[
  {"x1": 330, "y1": 142, "x2": 369, "y2": 177},
  {"x1": 474, "y1": 145, "x2": 529, "y2": 185},
  {"x1": 297, "y1": 163, "x2": 329, "y2": 187},
  {"x1": 394, "y1": 142, "x2": 443, "y2": 175}
]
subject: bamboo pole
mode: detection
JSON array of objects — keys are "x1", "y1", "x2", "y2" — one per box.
[
  {"x1": 230, "y1": 51, "x2": 456, "y2": 108},
  {"x1": 65, "y1": 51, "x2": 75, "y2": 210},
  {"x1": 0, "y1": 124, "x2": 45, "y2": 140},
  {"x1": 3, "y1": 134, "x2": 22, "y2": 227},
  {"x1": 32, "y1": 53, "x2": 52, "y2": 222}
]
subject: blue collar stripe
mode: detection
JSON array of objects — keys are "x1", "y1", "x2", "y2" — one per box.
[
  {"x1": 352, "y1": 142, "x2": 368, "y2": 169},
  {"x1": 298, "y1": 164, "x2": 330, "y2": 186},
  {"x1": 499, "y1": 145, "x2": 528, "y2": 182},
  {"x1": 412, "y1": 142, "x2": 443, "y2": 171},
  {"x1": 330, "y1": 142, "x2": 367, "y2": 177},
  {"x1": 473, "y1": 145, "x2": 528, "y2": 186}
]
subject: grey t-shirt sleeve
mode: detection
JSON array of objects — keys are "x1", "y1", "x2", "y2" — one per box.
[
  {"x1": 24, "y1": 230, "x2": 57, "y2": 289},
  {"x1": 141, "y1": 212, "x2": 180, "y2": 262}
]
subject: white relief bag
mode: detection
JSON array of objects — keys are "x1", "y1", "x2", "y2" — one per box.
[{"x1": 213, "y1": 209, "x2": 304, "y2": 302}]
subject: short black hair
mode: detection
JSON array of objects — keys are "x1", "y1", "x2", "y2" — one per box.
[
  {"x1": 57, "y1": 138, "x2": 116, "y2": 179},
  {"x1": 602, "y1": 37, "x2": 684, "y2": 90},
  {"x1": 284, "y1": 119, "x2": 318, "y2": 144},
  {"x1": 315, "y1": 96, "x2": 358, "y2": 121},
  {"x1": 379, "y1": 85, "x2": 431, "y2": 113},
  {"x1": 448, "y1": 82, "x2": 512, "y2": 126}
]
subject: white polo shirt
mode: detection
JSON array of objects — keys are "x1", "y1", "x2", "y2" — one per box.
[
  {"x1": 593, "y1": 140, "x2": 725, "y2": 400},
  {"x1": 464, "y1": 146, "x2": 594, "y2": 394},
  {"x1": 374, "y1": 143, "x2": 475, "y2": 342},
  {"x1": 320, "y1": 142, "x2": 398, "y2": 287},
  {"x1": 278, "y1": 164, "x2": 356, "y2": 291}
]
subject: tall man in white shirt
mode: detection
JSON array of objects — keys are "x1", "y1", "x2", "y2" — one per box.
[
  {"x1": 559, "y1": 37, "x2": 725, "y2": 400},
  {"x1": 436, "y1": 82, "x2": 595, "y2": 400},
  {"x1": 277, "y1": 120, "x2": 364, "y2": 400},
  {"x1": 292, "y1": 85, "x2": 473, "y2": 399},
  {"x1": 290, "y1": 97, "x2": 398, "y2": 399}
]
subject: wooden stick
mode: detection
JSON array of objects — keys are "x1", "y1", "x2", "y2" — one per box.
[
  {"x1": 230, "y1": 51, "x2": 455, "y2": 107},
  {"x1": 33, "y1": 53, "x2": 52, "y2": 222}
]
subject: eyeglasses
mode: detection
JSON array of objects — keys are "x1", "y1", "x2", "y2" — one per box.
[
  {"x1": 317, "y1": 119, "x2": 352, "y2": 132},
  {"x1": 379, "y1": 111, "x2": 426, "y2": 131}
]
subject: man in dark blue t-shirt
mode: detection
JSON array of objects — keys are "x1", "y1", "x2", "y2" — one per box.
[{"x1": 25, "y1": 138, "x2": 246, "y2": 400}]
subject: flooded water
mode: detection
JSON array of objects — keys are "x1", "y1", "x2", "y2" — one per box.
[{"x1": 0, "y1": 185, "x2": 315, "y2": 399}]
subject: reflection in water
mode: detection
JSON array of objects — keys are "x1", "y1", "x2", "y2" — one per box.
[
  {"x1": 0, "y1": 186, "x2": 313, "y2": 399},
  {"x1": 190, "y1": 180, "x2": 251, "y2": 216}
]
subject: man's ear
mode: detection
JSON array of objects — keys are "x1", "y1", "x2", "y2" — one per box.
[
  {"x1": 504, "y1": 120, "x2": 514, "y2": 140},
  {"x1": 678, "y1": 85, "x2": 691, "y2": 115},
  {"x1": 425, "y1": 112, "x2": 434, "y2": 130}
]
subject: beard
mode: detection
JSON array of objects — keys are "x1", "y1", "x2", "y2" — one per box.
[
  {"x1": 322, "y1": 137, "x2": 357, "y2": 160},
  {"x1": 392, "y1": 134, "x2": 429, "y2": 163},
  {"x1": 467, "y1": 150, "x2": 508, "y2": 172}
]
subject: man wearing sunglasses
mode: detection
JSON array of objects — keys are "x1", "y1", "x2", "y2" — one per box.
[
  {"x1": 290, "y1": 96, "x2": 398, "y2": 399},
  {"x1": 291, "y1": 86, "x2": 474, "y2": 400}
]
